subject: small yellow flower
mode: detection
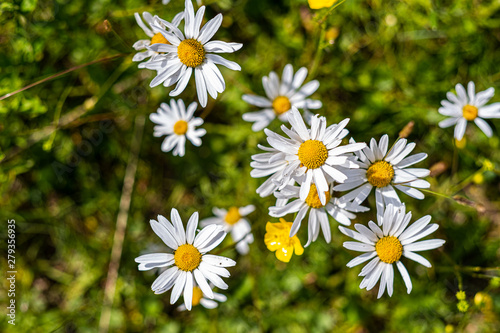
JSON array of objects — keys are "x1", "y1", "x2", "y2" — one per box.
[
  {"x1": 264, "y1": 218, "x2": 304, "y2": 263},
  {"x1": 456, "y1": 290, "x2": 466, "y2": 301},
  {"x1": 457, "y1": 300, "x2": 469, "y2": 312},
  {"x1": 308, "y1": 0, "x2": 338, "y2": 9},
  {"x1": 455, "y1": 137, "x2": 466, "y2": 149}
]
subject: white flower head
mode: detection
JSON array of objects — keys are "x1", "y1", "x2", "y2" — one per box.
[
  {"x1": 177, "y1": 284, "x2": 227, "y2": 311},
  {"x1": 340, "y1": 204, "x2": 445, "y2": 298},
  {"x1": 147, "y1": 0, "x2": 242, "y2": 107},
  {"x1": 135, "y1": 208, "x2": 236, "y2": 311},
  {"x1": 200, "y1": 205, "x2": 255, "y2": 255},
  {"x1": 269, "y1": 182, "x2": 368, "y2": 247},
  {"x1": 334, "y1": 134, "x2": 430, "y2": 221},
  {"x1": 133, "y1": 12, "x2": 184, "y2": 67},
  {"x1": 242, "y1": 64, "x2": 322, "y2": 131},
  {"x1": 439, "y1": 81, "x2": 500, "y2": 140},
  {"x1": 150, "y1": 98, "x2": 206, "y2": 157},
  {"x1": 250, "y1": 107, "x2": 366, "y2": 205}
]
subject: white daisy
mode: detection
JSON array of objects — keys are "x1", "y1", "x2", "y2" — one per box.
[
  {"x1": 149, "y1": 98, "x2": 206, "y2": 157},
  {"x1": 251, "y1": 107, "x2": 366, "y2": 206},
  {"x1": 135, "y1": 208, "x2": 236, "y2": 311},
  {"x1": 242, "y1": 64, "x2": 322, "y2": 131},
  {"x1": 177, "y1": 284, "x2": 227, "y2": 311},
  {"x1": 147, "y1": 0, "x2": 242, "y2": 107},
  {"x1": 269, "y1": 183, "x2": 368, "y2": 247},
  {"x1": 340, "y1": 204, "x2": 445, "y2": 298},
  {"x1": 438, "y1": 81, "x2": 500, "y2": 140},
  {"x1": 334, "y1": 134, "x2": 430, "y2": 221},
  {"x1": 133, "y1": 11, "x2": 184, "y2": 67},
  {"x1": 200, "y1": 205, "x2": 255, "y2": 255}
]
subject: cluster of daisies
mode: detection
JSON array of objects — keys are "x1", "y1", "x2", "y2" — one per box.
[{"x1": 133, "y1": 0, "x2": 500, "y2": 311}]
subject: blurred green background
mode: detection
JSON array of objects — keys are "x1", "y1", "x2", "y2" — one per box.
[{"x1": 1, "y1": 0, "x2": 500, "y2": 332}]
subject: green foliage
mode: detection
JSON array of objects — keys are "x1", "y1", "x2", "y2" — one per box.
[{"x1": 1, "y1": 0, "x2": 500, "y2": 332}]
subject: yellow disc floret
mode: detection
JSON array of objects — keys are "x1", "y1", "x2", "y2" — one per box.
[
  {"x1": 150, "y1": 32, "x2": 170, "y2": 45},
  {"x1": 305, "y1": 184, "x2": 330, "y2": 208},
  {"x1": 173, "y1": 120, "x2": 188, "y2": 135},
  {"x1": 174, "y1": 244, "x2": 202, "y2": 271},
  {"x1": 224, "y1": 207, "x2": 241, "y2": 225},
  {"x1": 366, "y1": 160, "x2": 394, "y2": 188},
  {"x1": 298, "y1": 140, "x2": 328, "y2": 170},
  {"x1": 375, "y1": 236, "x2": 403, "y2": 264},
  {"x1": 177, "y1": 39, "x2": 205, "y2": 68},
  {"x1": 192, "y1": 286, "x2": 203, "y2": 306},
  {"x1": 462, "y1": 104, "x2": 478, "y2": 121},
  {"x1": 272, "y1": 96, "x2": 291, "y2": 115}
]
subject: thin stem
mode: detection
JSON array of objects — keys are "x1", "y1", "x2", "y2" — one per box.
[
  {"x1": 98, "y1": 115, "x2": 145, "y2": 333},
  {"x1": 0, "y1": 53, "x2": 127, "y2": 101}
]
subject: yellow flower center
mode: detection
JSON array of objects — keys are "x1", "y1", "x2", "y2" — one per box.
[
  {"x1": 462, "y1": 104, "x2": 478, "y2": 121},
  {"x1": 177, "y1": 38, "x2": 205, "y2": 68},
  {"x1": 297, "y1": 140, "x2": 328, "y2": 170},
  {"x1": 305, "y1": 184, "x2": 330, "y2": 208},
  {"x1": 272, "y1": 96, "x2": 291, "y2": 115},
  {"x1": 224, "y1": 207, "x2": 241, "y2": 225},
  {"x1": 174, "y1": 244, "x2": 202, "y2": 271},
  {"x1": 192, "y1": 286, "x2": 203, "y2": 306},
  {"x1": 375, "y1": 236, "x2": 403, "y2": 264},
  {"x1": 173, "y1": 120, "x2": 188, "y2": 135},
  {"x1": 366, "y1": 161, "x2": 394, "y2": 188},
  {"x1": 150, "y1": 32, "x2": 170, "y2": 45}
]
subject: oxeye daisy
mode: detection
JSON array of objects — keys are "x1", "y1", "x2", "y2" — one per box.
[
  {"x1": 200, "y1": 205, "x2": 255, "y2": 255},
  {"x1": 147, "y1": 0, "x2": 242, "y2": 107},
  {"x1": 439, "y1": 81, "x2": 500, "y2": 140},
  {"x1": 177, "y1": 284, "x2": 227, "y2": 311},
  {"x1": 149, "y1": 98, "x2": 206, "y2": 157},
  {"x1": 334, "y1": 134, "x2": 430, "y2": 221},
  {"x1": 242, "y1": 64, "x2": 322, "y2": 131},
  {"x1": 133, "y1": 11, "x2": 184, "y2": 67},
  {"x1": 269, "y1": 183, "x2": 368, "y2": 247},
  {"x1": 135, "y1": 208, "x2": 236, "y2": 311},
  {"x1": 252, "y1": 107, "x2": 366, "y2": 206},
  {"x1": 264, "y1": 218, "x2": 304, "y2": 263},
  {"x1": 340, "y1": 204, "x2": 445, "y2": 298}
]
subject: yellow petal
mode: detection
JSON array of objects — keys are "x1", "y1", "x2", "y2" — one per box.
[
  {"x1": 294, "y1": 239, "x2": 304, "y2": 256},
  {"x1": 275, "y1": 245, "x2": 293, "y2": 263},
  {"x1": 308, "y1": 0, "x2": 338, "y2": 10}
]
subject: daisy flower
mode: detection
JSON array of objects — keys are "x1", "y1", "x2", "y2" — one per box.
[
  {"x1": 264, "y1": 218, "x2": 304, "y2": 263},
  {"x1": 269, "y1": 183, "x2": 368, "y2": 247},
  {"x1": 135, "y1": 208, "x2": 236, "y2": 311},
  {"x1": 177, "y1": 285, "x2": 227, "y2": 311},
  {"x1": 340, "y1": 204, "x2": 445, "y2": 298},
  {"x1": 201, "y1": 205, "x2": 255, "y2": 255},
  {"x1": 439, "y1": 81, "x2": 500, "y2": 140},
  {"x1": 147, "y1": 0, "x2": 242, "y2": 107},
  {"x1": 242, "y1": 64, "x2": 322, "y2": 131},
  {"x1": 252, "y1": 107, "x2": 366, "y2": 206},
  {"x1": 133, "y1": 12, "x2": 184, "y2": 67},
  {"x1": 149, "y1": 98, "x2": 206, "y2": 157},
  {"x1": 334, "y1": 135, "x2": 430, "y2": 220}
]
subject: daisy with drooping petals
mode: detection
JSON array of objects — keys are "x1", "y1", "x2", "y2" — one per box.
[
  {"x1": 264, "y1": 218, "x2": 304, "y2": 262},
  {"x1": 150, "y1": 98, "x2": 206, "y2": 157},
  {"x1": 135, "y1": 208, "x2": 236, "y2": 311},
  {"x1": 201, "y1": 205, "x2": 255, "y2": 255},
  {"x1": 269, "y1": 183, "x2": 368, "y2": 247},
  {"x1": 242, "y1": 64, "x2": 322, "y2": 131},
  {"x1": 340, "y1": 204, "x2": 445, "y2": 298},
  {"x1": 334, "y1": 135, "x2": 430, "y2": 221},
  {"x1": 439, "y1": 81, "x2": 500, "y2": 140},
  {"x1": 133, "y1": 12, "x2": 184, "y2": 67},
  {"x1": 252, "y1": 107, "x2": 366, "y2": 206},
  {"x1": 147, "y1": 0, "x2": 242, "y2": 107},
  {"x1": 177, "y1": 284, "x2": 227, "y2": 311}
]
